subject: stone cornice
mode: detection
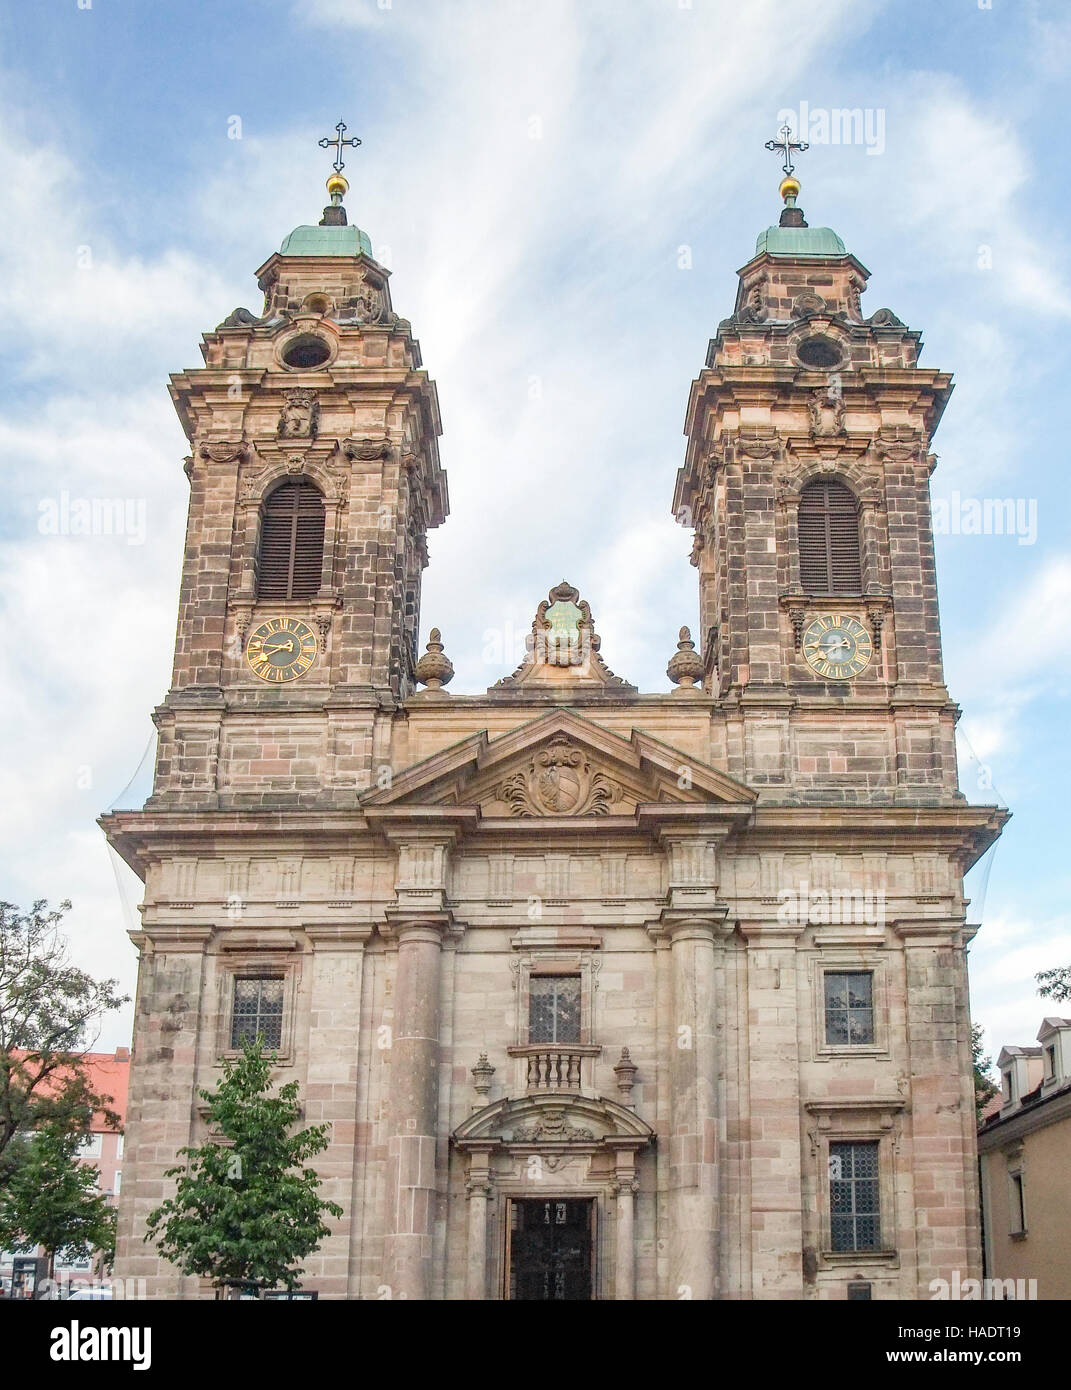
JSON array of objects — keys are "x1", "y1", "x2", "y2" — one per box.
[
  {"x1": 891, "y1": 917, "x2": 971, "y2": 947},
  {"x1": 745, "y1": 804, "x2": 1006, "y2": 871},
  {"x1": 129, "y1": 924, "x2": 214, "y2": 951}
]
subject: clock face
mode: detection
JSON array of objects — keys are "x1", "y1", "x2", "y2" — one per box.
[
  {"x1": 245, "y1": 617, "x2": 318, "y2": 682},
  {"x1": 802, "y1": 615, "x2": 873, "y2": 680}
]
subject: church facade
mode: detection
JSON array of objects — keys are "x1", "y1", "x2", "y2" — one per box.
[{"x1": 102, "y1": 160, "x2": 1005, "y2": 1300}]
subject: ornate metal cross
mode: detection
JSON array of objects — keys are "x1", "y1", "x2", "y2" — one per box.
[
  {"x1": 319, "y1": 120, "x2": 361, "y2": 175},
  {"x1": 764, "y1": 123, "x2": 809, "y2": 177}
]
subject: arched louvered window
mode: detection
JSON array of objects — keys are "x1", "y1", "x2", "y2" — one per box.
[
  {"x1": 798, "y1": 478, "x2": 862, "y2": 594},
  {"x1": 256, "y1": 480, "x2": 325, "y2": 599}
]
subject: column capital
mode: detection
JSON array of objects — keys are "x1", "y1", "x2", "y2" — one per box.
[
  {"x1": 381, "y1": 909, "x2": 463, "y2": 945},
  {"x1": 648, "y1": 906, "x2": 732, "y2": 943}
]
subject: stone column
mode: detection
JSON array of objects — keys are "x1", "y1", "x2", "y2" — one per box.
[
  {"x1": 463, "y1": 1144, "x2": 495, "y2": 1301},
  {"x1": 384, "y1": 917, "x2": 447, "y2": 1301},
  {"x1": 613, "y1": 1180, "x2": 637, "y2": 1300},
  {"x1": 649, "y1": 825, "x2": 734, "y2": 1300},
  {"x1": 376, "y1": 825, "x2": 466, "y2": 1301},
  {"x1": 608, "y1": 1138, "x2": 643, "y2": 1301},
  {"x1": 666, "y1": 916, "x2": 720, "y2": 1301}
]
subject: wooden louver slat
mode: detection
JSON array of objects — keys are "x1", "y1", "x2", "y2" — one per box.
[
  {"x1": 256, "y1": 480, "x2": 326, "y2": 599},
  {"x1": 798, "y1": 478, "x2": 862, "y2": 594}
]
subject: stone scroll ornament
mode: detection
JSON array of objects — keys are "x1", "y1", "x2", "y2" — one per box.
[
  {"x1": 497, "y1": 734, "x2": 615, "y2": 817},
  {"x1": 491, "y1": 580, "x2": 636, "y2": 691}
]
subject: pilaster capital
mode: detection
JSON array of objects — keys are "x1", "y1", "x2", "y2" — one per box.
[
  {"x1": 891, "y1": 916, "x2": 970, "y2": 948},
  {"x1": 303, "y1": 922, "x2": 374, "y2": 951},
  {"x1": 134, "y1": 924, "x2": 214, "y2": 952},
  {"x1": 737, "y1": 918, "x2": 806, "y2": 947}
]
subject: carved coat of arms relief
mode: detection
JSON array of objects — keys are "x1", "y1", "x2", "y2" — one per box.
[{"x1": 496, "y1": 735, "x2": 615, "y2": 817}]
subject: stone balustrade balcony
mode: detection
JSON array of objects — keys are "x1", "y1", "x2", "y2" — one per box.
[{"x1": 506, "y1": 1044, "x2": 602, "y2": 1094}]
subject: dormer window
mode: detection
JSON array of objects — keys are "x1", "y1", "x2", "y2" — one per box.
[
  {"x1": 1045, "y1": 1045, "x2": 1057, "y2": 1080},
  {"x1": 1002, "y1": 1069, "x2": 1015, "y2": 1103}
]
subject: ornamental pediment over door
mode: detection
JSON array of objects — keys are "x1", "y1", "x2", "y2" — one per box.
[
  {"x1": 453, "y1": 1093, "x2": 654, "y2": 1150},
  {"x1": 360, "y1": 708, "x2": 756, "y2": 816}
]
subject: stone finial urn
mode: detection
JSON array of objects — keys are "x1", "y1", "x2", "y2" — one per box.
[
  {"x1": 414, "y1": 628, "x2": 454, "y2": 692},
  {"x1": 613, "y1": 1047, "x2": 638, "y2": 1104},
  {"x1": 471, "y1": 1053, "x2": 495, "y2": 1101},
  {"x1": 666, "y1": 626, "x2": 704, "y2": 692}
]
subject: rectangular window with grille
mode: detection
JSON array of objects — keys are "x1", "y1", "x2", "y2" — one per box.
[
  {"x1": 829, "y1": 1141, "x2": 881, "y2": 1252},
  {"x1": 528, "y1": 975, "x2": 581, "y2": 1045},
  {"x1": 231, "y1": 976, "x2": 284, "y2": 1050},
  {"x1": 824, "y1": 971, "x2": 875, "y2": 1046}
]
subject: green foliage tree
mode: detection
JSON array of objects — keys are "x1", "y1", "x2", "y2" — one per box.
[
  {"x1": 145, "y1": 1040, "x2": 342, "y2": 1294},
  {"x1": 0, "y1": 1125, "x2": 116, "y2": 1278},
  {"x1": 1036, "y1": 965, "x2": 1071, "y2": 1004},
  {"x1": 0, "y1": 899, "x2": 127, "y2": 1175},
  {"x1": 972, "y1": 1023, "x2": 998, "y2": 1120}
]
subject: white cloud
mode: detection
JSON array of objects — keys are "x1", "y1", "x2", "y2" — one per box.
[{"x1": 970, "y1": 913, "x2": 1071, "y2": 1064}]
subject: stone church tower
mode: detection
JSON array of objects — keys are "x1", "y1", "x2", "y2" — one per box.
[{"x1": 102, "y1": 158, "x2": 1006, "y2": 1300}]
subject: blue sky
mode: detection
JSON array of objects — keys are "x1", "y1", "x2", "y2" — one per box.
[{"x1": 0, "y1": 0, "x2": 1068, "y2": 1064}]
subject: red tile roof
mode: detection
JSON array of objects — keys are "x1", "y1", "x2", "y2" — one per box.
[{"x1": 7, "y1": 1048, "x2": 130, "y2": 1131}]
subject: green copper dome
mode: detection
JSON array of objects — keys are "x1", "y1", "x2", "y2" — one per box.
[
  {"x1": 279, "y1": 224, "x2": 373, "y2": 258},
  {"x1": 754, "y1": 224, "x2": 847, "y2": 258}
]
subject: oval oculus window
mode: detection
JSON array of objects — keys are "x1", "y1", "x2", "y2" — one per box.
[
  {"x1": 281, "y1": 334, "x2": 331, "y2": 369},
  {"x1": 796, "y1": 335, "x2": 842, "y2": 369}
]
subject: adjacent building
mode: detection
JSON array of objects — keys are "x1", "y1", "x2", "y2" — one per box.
[
  {"x1": 101, "y1": 158, "x2": 1005, "y2": 1299},
  {"x1": 978, "y1": 1018, "x2": 1071, "y2": 1298},
  {"x1": 0, "y1": 1046, "x2": 129, "y2": 1294}
]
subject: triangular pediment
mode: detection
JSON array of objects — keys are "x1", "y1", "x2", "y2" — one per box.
[{"x1": 361, "y1": 709, "x2": 755, "y2": 816}]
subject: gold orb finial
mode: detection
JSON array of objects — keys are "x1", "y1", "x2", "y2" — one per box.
[
  {"x1": 779, "y1": 174, "x2": 801, "y2": 204},
  {"x1": 326, "y1": 172, "x2": 349, "y2": 199}
]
